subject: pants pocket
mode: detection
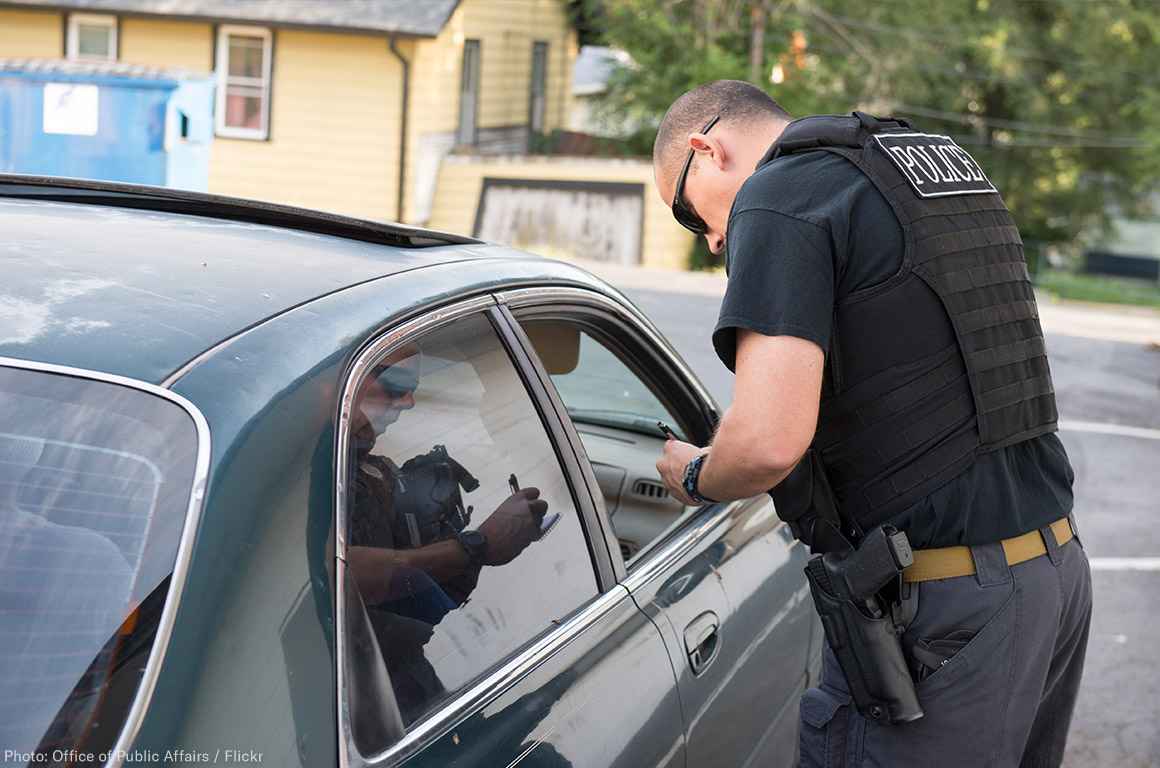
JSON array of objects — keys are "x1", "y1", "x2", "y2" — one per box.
[
  {"x1": 800, "y1": 685, "x2": 857, "y2": 768},
  {"x1": 913, "y1": 588, "x2": 1016, "y2": 698}
]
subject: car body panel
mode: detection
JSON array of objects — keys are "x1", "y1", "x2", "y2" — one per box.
[
  {"x1": 625, "y1": 499, "x2": 813, "y2": 768},
  {"x1": 0, "y1": 196, "x2": 484, "y2": 382},
  {"x1": 401, "y1": 589, "x2": 684, "y2": 768}
]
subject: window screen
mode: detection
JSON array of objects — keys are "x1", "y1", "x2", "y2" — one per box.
[
  {"x1": 342, "y1": 313, "x2": 597, "y2": 757},
  {"x1": 67, "y1": 14, "x2": 116, "y2": 62},
  {"x1": 76, "y1": 24, "x2": 113, "y2": 59},
  {"x1": 0, "y1": 365, "x2": 199, "y2": 765}
]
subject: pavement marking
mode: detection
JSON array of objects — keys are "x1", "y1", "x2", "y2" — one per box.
[
  {"x1": 1087, "y1": 558, "x2": 1160, "y2": 571},
  {"x1": 1059, "y1": 419, "x2": 1160, "y2": 441}
]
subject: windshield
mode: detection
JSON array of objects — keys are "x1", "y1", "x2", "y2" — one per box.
[{"x1": 0, "y1": 364, "x2": 200, "y2": 765}]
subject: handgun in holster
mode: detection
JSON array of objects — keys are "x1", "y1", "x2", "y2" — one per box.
[
  {"x1": 805, "y1": 526, "x2": 923, "y2": 723},
  {"x1": 772, "y1": 451, "x2": 924, "y2": 724}
]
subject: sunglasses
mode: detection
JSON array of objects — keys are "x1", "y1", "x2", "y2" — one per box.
[
  {"x1": 372, "y1": 363, "x2": 420, "y2": 399},
  {"x1": 671, "y1": 114, "x2": 721, "y2": 235}
]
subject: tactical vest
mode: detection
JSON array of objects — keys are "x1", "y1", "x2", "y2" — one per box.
[
  {"x1": 351, "y1": 442, "x2": 480, "y2": 551},
  {"x1": 349, "y1": 441, "x2": 482, "y2": 606},
  {"x1": 767, "y1": 112, "x2": 1058, "y2": 549}
]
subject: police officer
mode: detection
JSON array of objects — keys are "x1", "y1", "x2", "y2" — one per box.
[
  {"x1": 653, "y1": 80, "x2": 1091, "y2": 767},
  {"x1": 346, "y1": 345, "x2": 549, "y2": 723}
]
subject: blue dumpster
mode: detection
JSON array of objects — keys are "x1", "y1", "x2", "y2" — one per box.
[{"x1": 0, "y1": 58, "x2": 213, "y2": 191}]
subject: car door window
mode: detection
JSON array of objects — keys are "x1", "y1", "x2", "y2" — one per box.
[
  {"x1": 339, "y1": 311, "x2": 598, "y2": 757},
  {"x1": 518, "y1": 318, "x2": 700, "y2": 565}
]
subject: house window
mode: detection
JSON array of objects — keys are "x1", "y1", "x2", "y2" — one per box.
[
  {"x1": 529, "y1": 42, "x2": 548, "y2": 134},
  {"x1": 457, "y1": 39, "x2": 481, "y2": 146},
  {"x1": 66, "y1": 14, "x2": 116, "y2": 61},
  {"x1": 215, "y1": 25, "x2": 272, "y2": 140}
]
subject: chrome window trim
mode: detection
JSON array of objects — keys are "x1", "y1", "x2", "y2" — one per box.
[
  {"x1": 496, "y1": 286, "x2": 720, "y2": 416},
  {"x1": 335, "y1": 294, "x2": 634, "y2": 767},
  {"x1": 0, "y1": 356, "x2": 212, "y2": 768},
  {"x1": 621, "y1": 502, "x2": 737, "y2": 594},
  {"x1": 334, "y1": 293, "x2": 497, "y2": 557}
]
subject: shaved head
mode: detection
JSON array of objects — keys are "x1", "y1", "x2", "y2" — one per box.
[{"x1": 654, "y1": 80, "x2": 791, "y2": 188}]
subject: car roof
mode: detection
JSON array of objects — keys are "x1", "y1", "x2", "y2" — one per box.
[{"x1": 0, "y1": 176, "x2": 505, "y2": 383}]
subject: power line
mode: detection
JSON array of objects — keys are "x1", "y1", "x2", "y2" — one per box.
[
  {"x1": 799, "y1": 24, "x2": 1160, "y2": 95},
  {"x1": 802, "y1": 39, "x2": 1057, "y2": 86},
  {"x1": 891, "y1": 103, "x2": 1150, "y2": 145},
  {"x1": 808, "y1": 7, "x2": 1154, "y2": 72}
]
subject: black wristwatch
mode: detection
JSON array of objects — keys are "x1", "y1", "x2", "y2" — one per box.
[
  {"x1": 456, "y1": 529, "x2": 488, "y2": 567},
  {"x1": 682, "y1": 453, "x2": 718, "y2": 505}
]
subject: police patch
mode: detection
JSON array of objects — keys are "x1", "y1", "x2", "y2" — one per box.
[{"x1": 873, "y1": 132, "x2": 997, "y2": 198}]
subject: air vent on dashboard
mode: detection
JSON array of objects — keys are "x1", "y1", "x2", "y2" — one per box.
[{"x1": 633, "y1": 480, "x2": 669, "y2": 500}]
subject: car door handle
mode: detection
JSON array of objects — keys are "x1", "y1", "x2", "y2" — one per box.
[{"x1": 684, "y1": 611, "x2": 720, "y2": 676}]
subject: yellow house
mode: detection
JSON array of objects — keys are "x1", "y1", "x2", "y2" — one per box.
[{"x1": 0, "y1": 0, "x2": 694, "y2": 267}]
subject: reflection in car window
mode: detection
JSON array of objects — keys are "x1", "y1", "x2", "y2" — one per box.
[
  {"x1": 0, "y1": 365, "x2": 199, "y2": 764},
  {"x1": 342, "y1": 313, "x2": 597, "y2": 755}
]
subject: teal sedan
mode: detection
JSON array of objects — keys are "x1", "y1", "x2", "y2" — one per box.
[{"x1": 0, "y1": 176, "x2": 818, "y2": 768}]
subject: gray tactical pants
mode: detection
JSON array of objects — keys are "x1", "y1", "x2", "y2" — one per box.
[{"x1": 800, "y1": 520, "x2": 1093, "y2": 768}]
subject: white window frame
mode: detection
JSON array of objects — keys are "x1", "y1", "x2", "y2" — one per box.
[
  {"x1": 214, "y1": 24, "x2": 272, "y2": 141},
  {"x1": 66, "y1": 13, "x2": 117, "y2": 62}
]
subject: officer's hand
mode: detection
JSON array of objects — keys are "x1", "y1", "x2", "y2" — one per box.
[
  {"x1": 478, "y1": 487, "x2": 548, "y2": 566},
  {"x1": 656, "y1": 439, "x2": 708, "y2": 506}
]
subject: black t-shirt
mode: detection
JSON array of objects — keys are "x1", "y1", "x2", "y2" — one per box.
[{"x1": 712, "y1": 150, "x2": 1075, "y2": 549}]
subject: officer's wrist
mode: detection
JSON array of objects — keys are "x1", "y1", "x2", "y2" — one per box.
[
  {"x1": 455, "y1": 529, "x2": 488, "y2": 568},
  {"x1": 682, "y1": 453, "x2": 718, "y2": 504}
]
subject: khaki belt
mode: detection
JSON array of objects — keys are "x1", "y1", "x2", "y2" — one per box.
[{"x1": 904, "y1": 518, "x2": 1074, "y2": 583}]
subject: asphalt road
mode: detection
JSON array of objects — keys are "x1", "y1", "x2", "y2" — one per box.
[{"x1": 610, "y1": 281, "x2": 1160, "y2": 768}]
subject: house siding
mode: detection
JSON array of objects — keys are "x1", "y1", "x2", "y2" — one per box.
[
  {"x1": 207, "y1": 29, "x2": 403, "y2": 221},
  {"x1": 0, "y1": 8, "x2": 62, "y2": 57},
  {"x1": 120, "y1": 17, "x2": 212, "y2": 71},
  {"x1": 400, "y1": 0, "x2": 578, "y2": 225},
  {"x1": 460, "y1": 0, "x2": 575, "y2": 132}
]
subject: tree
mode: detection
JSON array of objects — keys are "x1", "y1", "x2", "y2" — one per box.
[{"x1": 584, "y1": 0, "x2": 1160, "y2": 266}]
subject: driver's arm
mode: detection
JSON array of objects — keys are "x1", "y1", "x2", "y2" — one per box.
[
  {"x1": 347, "y1": 487, "x2": 546, "y2": 604},
  {"x1": 347, "y1": 541, "x2": 471, "y2": 605}
]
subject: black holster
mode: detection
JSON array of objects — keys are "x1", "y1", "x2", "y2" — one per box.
[{"x1": 803, "y1": 526, "x2": 923, "y2": 724}]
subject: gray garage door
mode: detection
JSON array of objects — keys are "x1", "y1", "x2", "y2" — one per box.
[{"x1": 473, "y1": 178, "x2": 644, "y2": 265}]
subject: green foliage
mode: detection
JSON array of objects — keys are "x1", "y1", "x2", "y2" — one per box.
[
  {"x1": 583, "y1": 0, "x2": 1160, "y2": 267},
  {"x1": 1035, "y1": 269, "x2": 1160, "y2": 308}
]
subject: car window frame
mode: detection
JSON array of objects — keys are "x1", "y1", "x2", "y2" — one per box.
[
  {"x1": 0, "y1": 355, "x2": 211, "y2": 768},
  {"x1": 494, "y1": 286, "x2": 726, "y2": 580},
  {"x1": 333, "y1": 295, "x2": 628, "y2": 768}
]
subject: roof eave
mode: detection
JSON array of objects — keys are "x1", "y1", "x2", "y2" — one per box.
[{"x1": 0, "y1": 1, "x2": 449, "y2": 38}]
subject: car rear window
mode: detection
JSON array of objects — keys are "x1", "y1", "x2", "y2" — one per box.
[{"x1": 0, "y1": 364, "x2": 201, "y2": 765}]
